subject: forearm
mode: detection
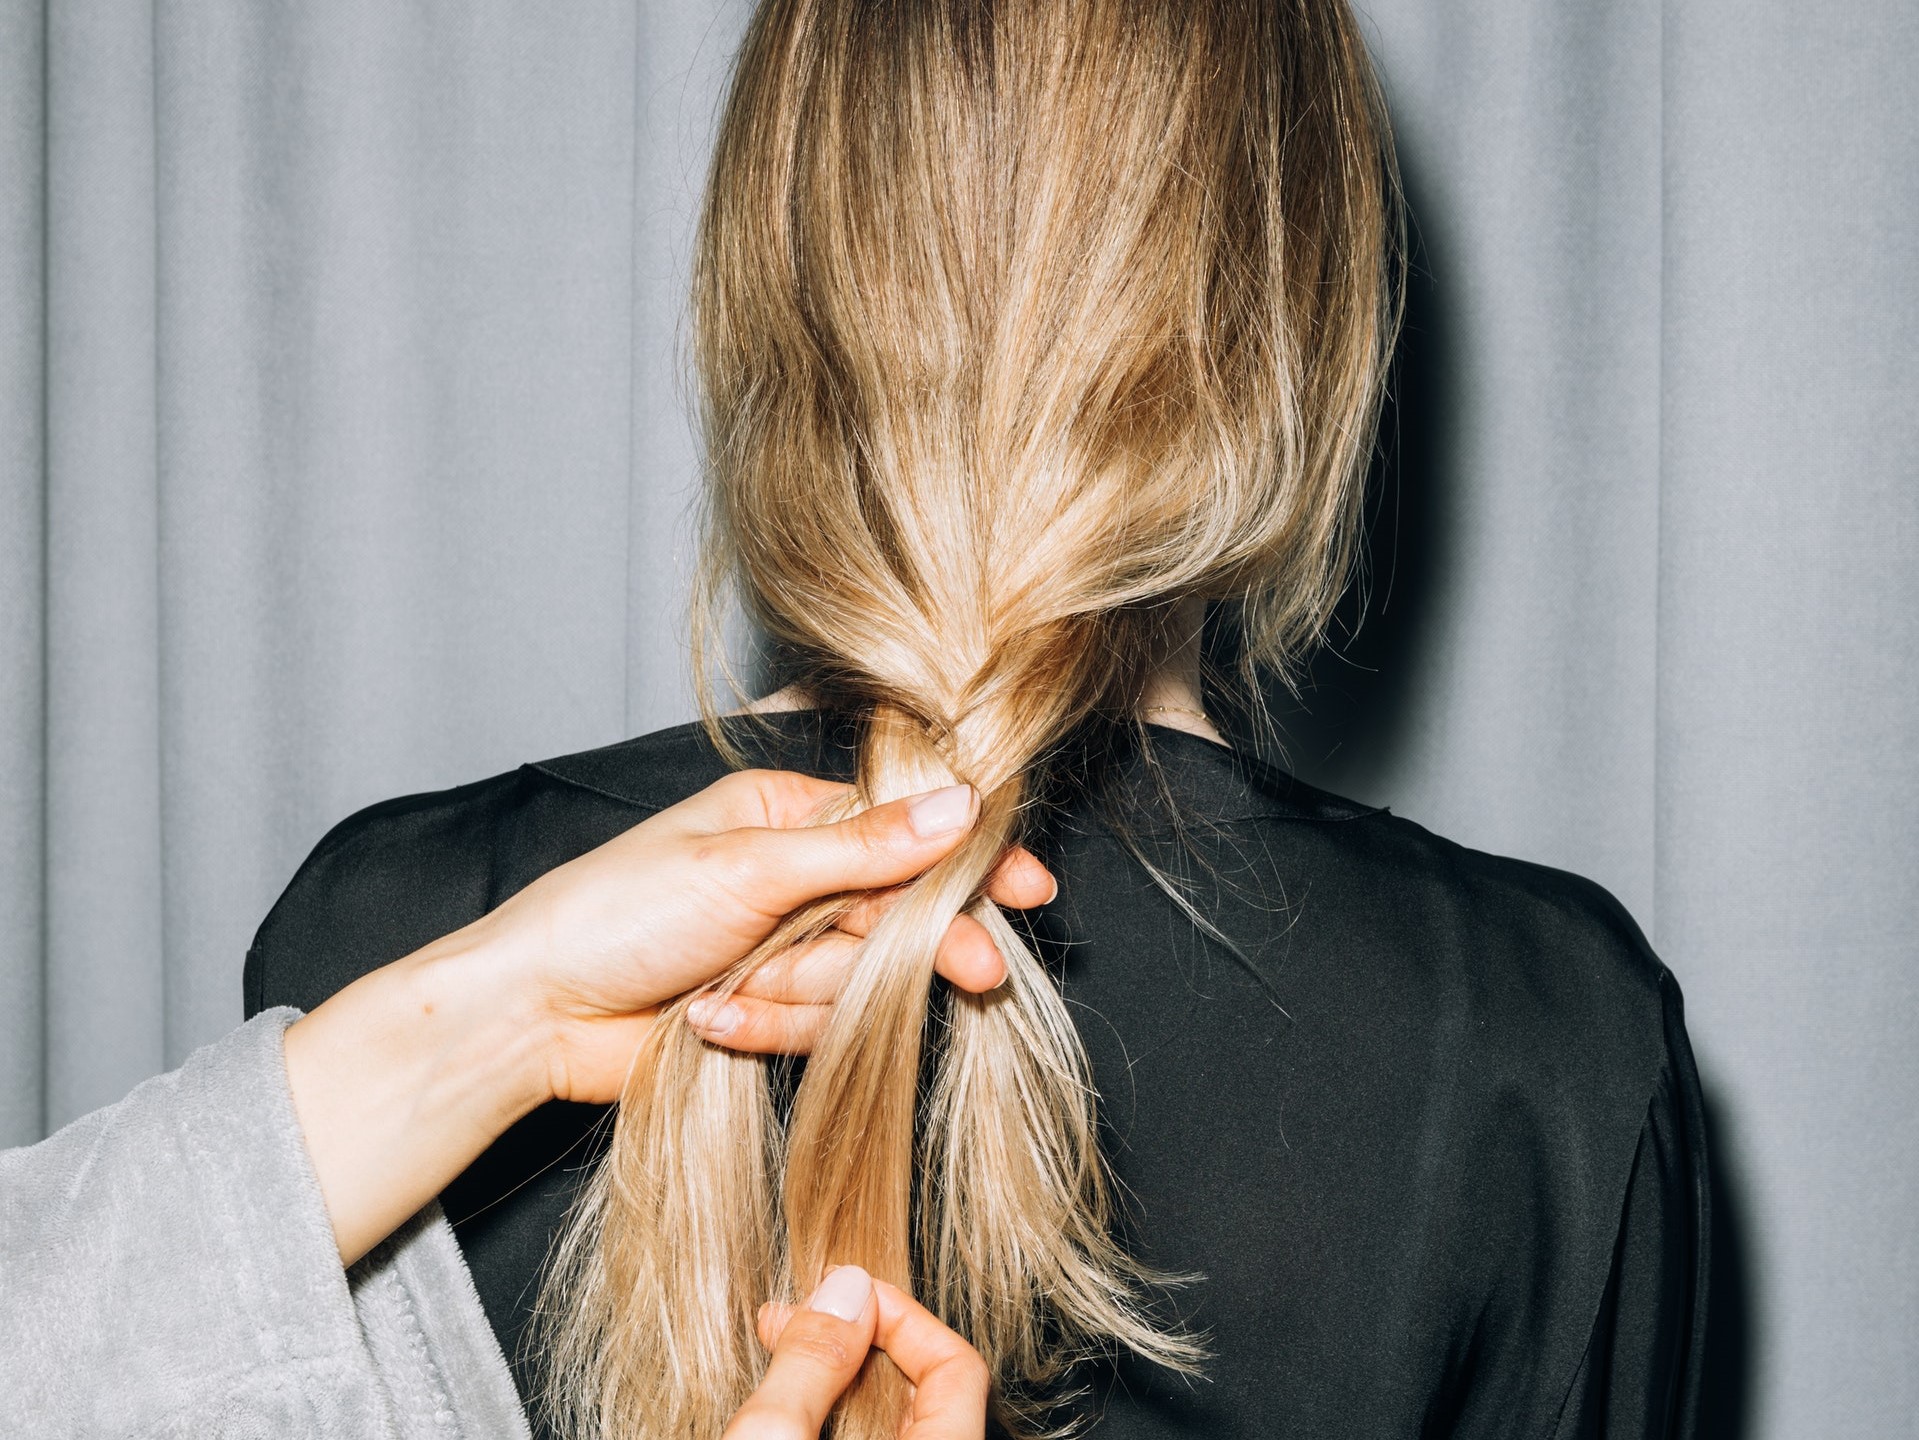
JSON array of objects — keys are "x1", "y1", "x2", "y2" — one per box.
[{"x1": 282, "y1": 925, "x2": 559, "y2": 1267}]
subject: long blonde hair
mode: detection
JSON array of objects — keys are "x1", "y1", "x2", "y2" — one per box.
[{"x1": 536, "y1": 2, "x2": 1400, "y2": 1435}]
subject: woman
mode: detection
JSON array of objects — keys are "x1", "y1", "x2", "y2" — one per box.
[{"x1": 253, "y1": 0, "x2": 1708, "y2": 1436}]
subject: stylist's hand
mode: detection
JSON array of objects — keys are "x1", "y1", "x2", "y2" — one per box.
[
  {"x1": 725, "y1": 1265, "x2": 989, "y2": 1440},
  {"x1": 285, "y1": 769, "x2": 1052, "y2": 1267},
  {"x1": 473, "y1": 771, "x2": 1054, "y2": 1105}
]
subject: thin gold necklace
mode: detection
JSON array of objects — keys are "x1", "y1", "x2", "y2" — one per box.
[{"x1": 1141, "y1": 702, "x2": 1214, "y2": 727}]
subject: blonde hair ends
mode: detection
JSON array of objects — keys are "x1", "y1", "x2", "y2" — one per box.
[{"x1": 535, "y1": 1, "x2": 1401, "y2": 1435}]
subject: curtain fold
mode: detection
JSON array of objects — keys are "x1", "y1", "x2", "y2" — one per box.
[
  {"x1": 2, "y1": 2, "x2": 1913, "y2": 1435},
  {"x1": 0, "y1": 0, "x2": 47, "y2": 1145},
  {"x1": 43, "y1": 0, "x2": 165, "y2": 1135}
]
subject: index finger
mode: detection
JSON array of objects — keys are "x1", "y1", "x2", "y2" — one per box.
[{"x1": 871, "y1": 1281, "x2": 991, "y2": 1437}]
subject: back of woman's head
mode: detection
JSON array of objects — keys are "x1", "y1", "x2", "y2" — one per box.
[{"x1": 538, "y1": 2, "x2": 1399, "y2": 1435}]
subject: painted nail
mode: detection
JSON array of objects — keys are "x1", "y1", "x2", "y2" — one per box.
[
  {"x1": 808, "y1": 1264, "x2": 873, "y2": 1322},
  {"x1": 687, "y1": 997, "x2": 741, "y2": 1037},
  {"x1": 908, "y1": 784, "x2": 975, "y2": 838}
]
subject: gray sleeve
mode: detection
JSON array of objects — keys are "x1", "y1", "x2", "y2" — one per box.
[{"x1": 0, "y1": 1007, "x2": 531, "y2": 1440}]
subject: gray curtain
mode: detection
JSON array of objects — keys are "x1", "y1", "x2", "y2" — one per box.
[{"x1": 2, "y1": 3, "x2": 1912, "y2": 1436}]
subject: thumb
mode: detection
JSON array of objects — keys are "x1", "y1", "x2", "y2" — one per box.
[
  {"x1": 742, "y1": 785, "x2": 980, "y2": 914},
  {"x1": 724, "y1": 1266, "x2": 878, "y2": 1439}
]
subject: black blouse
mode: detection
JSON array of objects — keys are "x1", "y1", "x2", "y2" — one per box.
[{"x1": 246, "y1": 711, "x2": 1708, "y2": 1438}]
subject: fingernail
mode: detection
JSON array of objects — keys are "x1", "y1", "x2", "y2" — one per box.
[
  {"x1": 687, "y1": 997, "x2": 740, "y2": 1037},
  {"x1": 808, "y1": 1264, "x2": 873, "y2": 1322},
  {"x1": 1044, "y1": 872, "x2": 1060, "y2": 905},
  {"x1": 908, "y1": 784, "x2": 975, "y2": 839}
]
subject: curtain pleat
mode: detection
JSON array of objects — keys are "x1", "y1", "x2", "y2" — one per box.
[{"x1": 0, "y1": 0, "x2": 47, "y2": 1144}]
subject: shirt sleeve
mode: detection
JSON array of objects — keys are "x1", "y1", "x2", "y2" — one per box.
[
  {"x1": 1549, "y1": 970, "x2": 1712, "y2": 1438},
  {"x1": 0, "y1": 1007, "x2": 529, "y2": 1439}
]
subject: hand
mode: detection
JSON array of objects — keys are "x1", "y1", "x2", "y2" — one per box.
[
  {"x1": 467, "y1": 769, "x2": 1056, "y2": 1104},
  {"x1": 283, "y1": 768, "x2": 1054, "y2": 1266},
  {"x1": 724, "y1": 1266, "x2": 989, "y2": 1439}
]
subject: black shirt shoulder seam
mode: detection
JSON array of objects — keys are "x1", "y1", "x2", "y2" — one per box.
[{"x1": 524, "y1": 758, "x2": 672, "y2": 816}]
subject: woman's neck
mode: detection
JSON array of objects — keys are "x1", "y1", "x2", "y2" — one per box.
[{"x1": 1135, "y1": 597, "x2": 1222, "y2": 743}]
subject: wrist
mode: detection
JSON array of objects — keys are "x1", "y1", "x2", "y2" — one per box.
[
  {"x1": 402, "y1": 921, "x2": 558, "y2": 1123},
  {"x1": 284, "y1": 923, "x2": 556, "y2": 1266},
  {"x1": 453, "y1": 887, "x2": 669, "y2": 1107}
]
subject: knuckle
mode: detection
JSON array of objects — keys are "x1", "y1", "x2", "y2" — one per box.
[
  {"x1": 764, "y1": 769, "x2": 818, "y2": 812},
  {"x1": 741, "y1": 768, "x2": 833, "y2": 828},
  {"x1": 734, "y1": 768, "x2": 782, "y2": 801},
  {"x1": 782, "y1": 1325, "x2": 855, "y2": 1372},
  {"x1": 751, "y1": 945, "x2": 800, "y2": 993},
  {"x1": 708, "y1": 768, "x2": 763, "y2": 813},
  {"x1": 849, "y1": 810, "x2": 903, "y2": 866}
]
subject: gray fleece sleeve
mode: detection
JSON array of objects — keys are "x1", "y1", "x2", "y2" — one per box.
[{"x1": 0, "y1": 1007, "x2": 531, "y2": 1440}]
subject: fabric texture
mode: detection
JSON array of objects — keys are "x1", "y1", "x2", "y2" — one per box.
[
  {"x1": 0, "y1": 1007, "x2": 530, "y2": 1439},
  {"x1": 249, "y1": 712, "x2": 1710, "y2": 1439}
]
